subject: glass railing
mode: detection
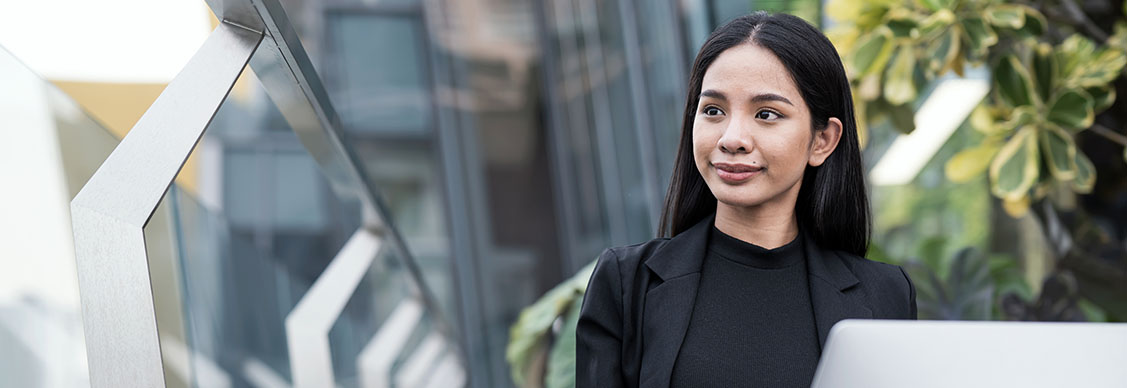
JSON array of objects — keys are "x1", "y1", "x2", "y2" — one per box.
[
  {"x1": 1, "y1": 0, "x2": 463, "y2": 386},
  {"x1": 166, "y1": 58, "x2": 460, "y2": 386}
]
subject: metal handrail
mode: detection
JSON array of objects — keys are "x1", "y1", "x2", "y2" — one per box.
[
  {"x1": 71, "y1": 21, "x2": 262, "y2": 388},
  {"x1": 69, "y1": 0, "x2": 459, "y2": 386}
]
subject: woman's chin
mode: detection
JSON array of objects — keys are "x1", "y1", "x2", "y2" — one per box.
[{"x1": 713, "y1": 192, "x2": 769, "y2": 209}]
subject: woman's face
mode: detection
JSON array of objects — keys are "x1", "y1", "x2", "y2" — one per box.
[{"x1": 693, "y1": 43, "x2": 840, "y2": 212}]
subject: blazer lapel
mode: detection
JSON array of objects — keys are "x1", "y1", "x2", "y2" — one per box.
[
  {"x1": 803, "y1": 233, "x2": 873, "y2": 348},
  {"x1": 638, "y1": 217, "x2": 711, "y2": 388}
]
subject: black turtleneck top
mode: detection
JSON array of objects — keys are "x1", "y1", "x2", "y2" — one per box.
[{"x1": 668, "y1": 226, "x2": 821, "y2": 388}]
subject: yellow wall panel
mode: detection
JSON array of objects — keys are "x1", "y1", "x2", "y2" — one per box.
[{"x1": 52, "y1": 80, "x2": 201, "y2": 194}]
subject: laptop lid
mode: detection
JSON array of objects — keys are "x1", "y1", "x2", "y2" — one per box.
[{"x1": 810, "y1": 319, "x2": 1127, "y2": 388}]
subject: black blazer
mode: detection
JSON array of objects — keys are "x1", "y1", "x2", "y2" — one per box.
[{"x1": 575, "y1": 216, "x2": 917, "y2": 388}]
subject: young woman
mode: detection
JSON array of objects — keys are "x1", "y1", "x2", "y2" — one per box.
[{"x1": 576, "y1": 12, "x2": 917, "y2": 388}]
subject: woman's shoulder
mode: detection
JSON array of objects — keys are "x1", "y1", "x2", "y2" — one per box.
[
  {"x1": 833, "y1": 250, "x2": 912, "y2": 289},
  {"x1": 596, "y1": 237, "x2": 674, "y2": 274},
  {"x1": 830, "y1": 249, "x2": 916, "y2": 318},
  {"x1": 582, "y1": 238, "x2": 674, "y2": 321}
]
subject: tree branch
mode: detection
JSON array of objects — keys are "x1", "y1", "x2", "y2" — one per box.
[
  {"x1": 1090, "y1": 123, "x2": 1127, "y2": 147},
  {"x1": 1060, "y1": 0, "x2": 1109, "y2": 41}
]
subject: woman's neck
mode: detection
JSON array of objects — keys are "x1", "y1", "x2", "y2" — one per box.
[{"x1": 714, "y1": 201, "x2": 799, "y2": 250}]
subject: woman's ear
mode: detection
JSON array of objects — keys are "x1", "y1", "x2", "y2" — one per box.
[{"x1": 809, "y1": 117, "x2": 843, "y2": 167}]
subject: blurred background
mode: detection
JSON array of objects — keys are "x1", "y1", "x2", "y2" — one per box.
[{"x1": 0, "y1": 0, "x2": 1124, "y2": 387}]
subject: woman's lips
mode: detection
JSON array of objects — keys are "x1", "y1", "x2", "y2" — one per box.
[{"x1": 712, "y1": 162, "x2": 763, "y2": 183}]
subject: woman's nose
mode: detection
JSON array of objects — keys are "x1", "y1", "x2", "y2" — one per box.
[{"x1": 718, "y1": 120, "x2": 752, "y2": 154}]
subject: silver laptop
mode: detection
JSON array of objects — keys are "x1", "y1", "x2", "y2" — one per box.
[{"x1": 810, "y1": 319, "x2": 1127, "y2": 388}]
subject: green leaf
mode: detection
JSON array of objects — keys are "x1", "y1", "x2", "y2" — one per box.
[
  {"x1": 1083, "y1": 49, "x2": 1127, "y2": 87},
  {"x1": 851, "y1": 27, "x2": 895, "y2": 77},
  {"x1": 1048, "y1": 89, "x2": 1095, "y2": 130},
  {"x1": 888, "y1": 102, "x2": 917, "y2": 134},
  {"x1": 1032, "y1": 43, "x2": 1057, "y2": 101},
  {"x1": 926, "y1": 27, "x2": 960, "y2": 74},
  {"x1": 888, "y1": 21, "x2": 917, "y2": 38},
  {"x1": 1056, "y1": 35, "x2": 1126, "y2": 88},
  {"x1": 1039, "y1": 126, "x2": 1077, "y2": 181},
  {"x1": 1087, "y1": 86, "x2": 1116, "y2": 112},
  {"x1": 969, "y1": 105, "x2": 992, "y2": 128},
  {"x1": 994, "y1": 55, "x2": 1037, "y2": 107},
  {"x1": 1071, "y1": 151, "x2": 1096, "y2": 193},
  {"x1": 1078, "y1": 298, "x2": 1110, "y2": 322},
  {"x1": 885, "y1": 9, "x2": 920, "y2": 38},
  {"x1": 970, "y1": 104, "x2": 1002, "y2": 135},
  {"x1": 990, "y1": 126, "x2": 1039, "y2": 200},
  {"x1": 1002, "y1": 195, "x2": 1031, "y2": 217},
  {"x1": 1016, "y1": 7, "x2": 1046, "y2": 37},
  {"x1": 919, "y1": 9, "x2": 956, "y2": 38},
  {"x1": 985, "y1": 4, "x2": 1026, "y2": 29},
  {"x1": 960, "y1": 17, "x2": 997, "y2": 57},
  {"x1": 884, "y1": 45, "x2": 918, "y2": 105},
  {"x1": 544, "y1": 299, "x2": 581, "y2": 388},
  {"x1": 857, "y1": 4, "x2": 895, "y2": 27},
  {"x1": 918, "y1": 0, "x2": 953, "y2": 12},
  {"x1": 1111, "y1": 22, "x2": 1127, "y2": 49},
  {"x1": 507, "y1": 260, "x2": 595, "y2": 387},
  {"x1": 946, "y1": 142, "x2": 1001, "y2": 182},
  {"x1": 999, "y1": 105, "x2": 1036, "y2": 133},
  {"x1": 1057, "y1": 35, "x2": 1097, "y2": 76}
]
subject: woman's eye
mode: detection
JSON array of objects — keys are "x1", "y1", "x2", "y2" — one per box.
[
  {"x1": 703, "y1": 106, "x2": 724, "y2": 116},
  {"x1": 756, "y1": 110, "x2": 781, "y2": 120}
]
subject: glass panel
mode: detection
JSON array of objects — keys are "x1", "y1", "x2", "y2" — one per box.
[
  {"x1": 166, "y1": 43, "x2": 457, "y2": 387},
  {"x1": 0, "y1": 45, "x2": 102, "y2": 388},
  {"x1": 326, "y1": 13, "x2": 431, "y2": 134},
  {"x1": 170, "y1": 62, "x2": 363, "y2": 385},
  {"x1": 349, "y1": 140, "x2": 453, "y2": 314},
  {"x1": 326, "y1": 246, "x2": 447, "y2": 387}
]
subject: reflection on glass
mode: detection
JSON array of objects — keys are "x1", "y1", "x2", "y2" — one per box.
[
  {"x1": 0, "y1": 47, "x2": 95, "y2": 388},
  {"x1": 172, "y1": 60, "x2": 364, "y2": 385},
  {"x1": 169, "y1": 43, "x2": 458, "y2": 387},
  {"x1": 327, "y1": 13, "x2": 431, "y2": 134}
]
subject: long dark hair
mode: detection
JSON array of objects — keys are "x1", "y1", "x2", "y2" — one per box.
[{"x1": 657, "y1": 12, "x2": 871, "y2": 256}]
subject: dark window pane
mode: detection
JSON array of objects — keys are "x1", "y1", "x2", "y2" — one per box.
[{"x1": 328, "y1": 14, "x2": 431, "y2": 133}]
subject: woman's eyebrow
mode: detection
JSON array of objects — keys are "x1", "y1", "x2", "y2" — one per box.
[
  {"x1": 700, "y1": 89, "x2": 794, "y2": 107},
  {"x1": 700, "y1": 89, "x2": 726, "y2": 100},
  {"x1": 750, "y1": 93, "x2": 794, "y2": 106}
]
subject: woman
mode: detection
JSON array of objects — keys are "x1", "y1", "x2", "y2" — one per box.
[{"x1": 575, "y1": 12, "x2": 916, "y2": 388}]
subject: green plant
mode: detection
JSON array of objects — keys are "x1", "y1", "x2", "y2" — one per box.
[
  {"x1": 828, "y1": 0, "x2": 1127, "y2": 216},
  {"x1": 894, "y1": 239, "x2": 1032, "y2": 320},
  {"x1": 835, "y1": 0, "x2": 1127, "y2": 321},
  {"x1": 506, "y1": 261, "x2": 594, "y2": 388}
]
